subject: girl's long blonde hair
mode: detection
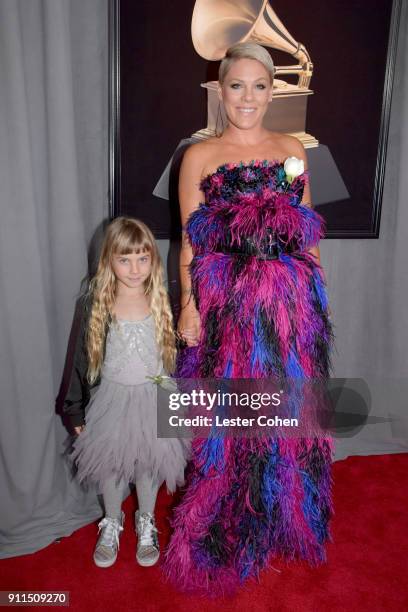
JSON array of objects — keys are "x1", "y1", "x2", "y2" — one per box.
[{"x1": 86, "y1": 217, "x2": 176, "y2": 383}]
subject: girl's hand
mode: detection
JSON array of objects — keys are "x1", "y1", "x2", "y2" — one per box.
[
  {"x1": 74, "y1": 425, "x2": 85, "y2": 435},
  {"x1": 178, "y1": 306, "x2": 201, "y2": 347}
]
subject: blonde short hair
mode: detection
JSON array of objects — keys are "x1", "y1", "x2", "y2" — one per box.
[{"x1": 219, "y1": 42, "x2": 275, "y2": 84}]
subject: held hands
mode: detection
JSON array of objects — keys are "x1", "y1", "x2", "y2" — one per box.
[
  {"x1": 178, "y1": 304, "x2": 201, "y2": 347},
  {"x1": 74, "y1": 425, "x2": 85, "y2": 435}
]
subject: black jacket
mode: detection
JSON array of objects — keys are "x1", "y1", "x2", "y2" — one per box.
[{"x1": 62, "y1": 293, "x2": 108, "y2": 428}]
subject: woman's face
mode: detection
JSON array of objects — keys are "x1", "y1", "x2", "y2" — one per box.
[{"x1": 218, "y1": 58, "x2": 273, "y2": 131}]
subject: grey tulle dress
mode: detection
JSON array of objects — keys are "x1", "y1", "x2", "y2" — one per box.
[{"x1": 70, "y1": 314, "x2": 190, "y2": 494}]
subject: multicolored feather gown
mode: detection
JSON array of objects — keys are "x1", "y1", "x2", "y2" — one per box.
[{"x1": 163, "y1": 160, "x2": 335, "y2": 595}]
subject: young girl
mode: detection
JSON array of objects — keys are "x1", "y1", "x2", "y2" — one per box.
[{"x1": 63, "y1": 216, "x2": 189, "y2": 568}]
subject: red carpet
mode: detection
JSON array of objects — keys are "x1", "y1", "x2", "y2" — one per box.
[{"x1": 1, "y1": 454, "x2": 408, "y2": 612}]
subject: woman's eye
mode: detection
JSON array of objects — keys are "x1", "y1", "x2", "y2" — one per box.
[
  {"x1": 119, "y1": 258, "x2": 128, "y2": 263},
  {"x1": 230, "y1": 83, "x2": 241, "y2": 89},
  {"x1": 256, "y1": 84, "x2": 266, "y2": 90}
]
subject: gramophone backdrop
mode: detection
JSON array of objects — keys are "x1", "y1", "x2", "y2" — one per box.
[{"x1": 115, "y1": 0, "x2": 397, "y2": 238}]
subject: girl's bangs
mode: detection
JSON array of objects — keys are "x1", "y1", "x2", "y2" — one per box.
[{"x1": 113, "y1": 227, "x2": 152, "y2": 255}]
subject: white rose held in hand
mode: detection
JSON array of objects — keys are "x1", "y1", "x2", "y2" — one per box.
[{"x1": 284, "y1": 156, "x2": 305, "y2": 183}]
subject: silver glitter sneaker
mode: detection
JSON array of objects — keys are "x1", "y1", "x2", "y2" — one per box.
[
  {"x1": 93, "y1": 511, "x2": 125, "y2": 568},
  {"x1": 135, "y1": 511, "x2": 160, "y2": 567}
]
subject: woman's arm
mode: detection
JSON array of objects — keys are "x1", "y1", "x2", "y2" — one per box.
[
  {"x1": 287, "y1": 137, "x2": 333, "y2": 316},
  {"x1": 178, "y1": 145, "x2": 206, "y2": 346},
  {"x1": 287, "y1": 136, "x2": 321, "y2": 265}
]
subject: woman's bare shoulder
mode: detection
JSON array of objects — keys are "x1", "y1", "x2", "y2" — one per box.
[
  {"x1": 277, "y1": 133, "x2": 306, "y2": 157},
  {"x1": 181, "y1": 138, "x2": 222, "y2": 176},
  {"x1": 183, "y1": 138, "x2": 220, "y2": 160}
]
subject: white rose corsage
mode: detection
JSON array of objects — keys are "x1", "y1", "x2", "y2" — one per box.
[{"x1": 284, "y1": 156, "x2": 305, "y2": 184}]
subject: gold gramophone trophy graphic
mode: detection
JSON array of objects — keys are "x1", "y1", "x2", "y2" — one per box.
[{"x1": 153, "y1": 0, "x2": 348, "y2": 207}]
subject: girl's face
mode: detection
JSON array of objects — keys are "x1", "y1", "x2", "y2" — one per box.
[
  {"x1": 111, "y1": 250, "x2": 152, "y2": 292},
  {"x1": 218, "y1": 58, "x2": 273, "y2": 130}
]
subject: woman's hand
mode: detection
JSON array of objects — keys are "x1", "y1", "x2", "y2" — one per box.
[
  {"x1": 177, "y1": 143, "x2": 207, "y2": 348},
  {"x1": 74, "y1": 425, "x2": 85, "y2": 435},
  {"x1": 178, "y1": 304, "x2": 201, "y2": 347}
]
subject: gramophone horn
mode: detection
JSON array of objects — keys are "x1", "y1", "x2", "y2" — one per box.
[{"x1": 192, "y1": 0, "x2": 311, "y2": 68}]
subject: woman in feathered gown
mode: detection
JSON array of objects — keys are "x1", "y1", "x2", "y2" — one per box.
[{"x1": 163, "y1": 43, "x2": 335, "y2": 595}]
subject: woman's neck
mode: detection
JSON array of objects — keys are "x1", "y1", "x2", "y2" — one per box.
[{"x1": 221, "y1": 124, "x2": 270, "y2": 147}]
